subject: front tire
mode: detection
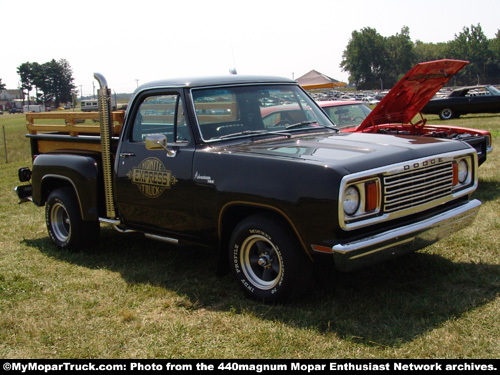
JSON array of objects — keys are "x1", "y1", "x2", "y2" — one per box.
[
  {"x1": 45, "y1": 187, "x2": 99, "y2": 250},
  {"x1": 229, "y1": 214, "x2": 313, "y2": 302}
]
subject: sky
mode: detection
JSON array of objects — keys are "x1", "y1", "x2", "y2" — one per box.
[{"x1": 2, "y1": 0, "x2": 499, "y2": 95}]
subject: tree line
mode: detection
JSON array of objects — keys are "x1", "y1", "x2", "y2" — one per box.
[
  {"x1": 16, "y1": 59, "x2": 75, "y2": 107},
  {"x1": 341, "y1": 23, "x2": 500, "y2": 90}
]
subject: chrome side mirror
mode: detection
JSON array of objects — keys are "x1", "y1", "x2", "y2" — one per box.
[{"x1": 145, "y1": 134, "x2": 176, "y2": 157}]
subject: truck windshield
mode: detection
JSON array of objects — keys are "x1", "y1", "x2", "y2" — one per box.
[{"x1": 191, "y1": 85, "x2": 335, "y2": 141}]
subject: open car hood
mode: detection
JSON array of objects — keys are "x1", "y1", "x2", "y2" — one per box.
[{"x1": 358, "y1": 59, "x2": 468, "y2": 131}]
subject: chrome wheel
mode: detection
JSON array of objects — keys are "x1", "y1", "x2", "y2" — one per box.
[
  {"x1": 229, "y1": 214, "x2": 313, "y2": 302},
  {"x1": 440, "y1": 108, "x2": 454, "y2": 120},
  {"x1": 50, "y1": 202, "x2": 71, "y2": 242},
  {"x1": 45, "y1": 187, "x2": 100, "y2": 250},
  {"x1": 240, "y1": 234, "x2": 282, "y2": 290}
]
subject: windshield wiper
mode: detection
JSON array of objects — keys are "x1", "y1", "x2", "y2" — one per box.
[
  {"x1": 218, "y1": 130, "x2": 291, "y2": 140},
  {"x1": 286, "y1": 121, "x2": 339, "y2": 132},
  {"x1": 285, "y1": 121, "x2": 318, "y2": 129}
]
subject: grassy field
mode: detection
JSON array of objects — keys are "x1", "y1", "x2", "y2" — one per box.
[{"x1": 0, "y1": 112, "x2": 499, "y2": 359}]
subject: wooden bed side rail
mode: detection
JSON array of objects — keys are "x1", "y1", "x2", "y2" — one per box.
[{"x1": 26, "y1": 111, "x2": 125, "y2": 136}]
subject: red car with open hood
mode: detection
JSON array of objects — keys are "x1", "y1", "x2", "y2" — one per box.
[{"x1": 316, "y1": 60, "x2": 492, "y2": 165}]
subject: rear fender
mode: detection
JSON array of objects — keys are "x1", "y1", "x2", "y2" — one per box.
[{"x1": 32, "y1": 154, "x2": 101, "y2": 221}]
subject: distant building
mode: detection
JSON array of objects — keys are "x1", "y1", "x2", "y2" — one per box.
[
  {"x1": 0, "y1": 89, "x2": 23, "y2": 101},
  {"x1": 0, "y1": 89, "x2": 24, "y2": 110}
]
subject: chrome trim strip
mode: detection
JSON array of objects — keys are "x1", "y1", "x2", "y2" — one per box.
[
  {"x1": 332, "y1": 199, "x2": 481, "y2": 255},
  {"x1": 144, "y1": 233, "x2": 179, "y2": 244}
]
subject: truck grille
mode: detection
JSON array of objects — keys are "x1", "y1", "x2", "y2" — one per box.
[{"x1": 383, "y1": 161, "x2": 454, "y2": 213}]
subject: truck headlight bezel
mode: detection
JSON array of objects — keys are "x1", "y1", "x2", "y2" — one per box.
[{"x1": 341, "y1": 177, "x2": 381, "y2": 220}]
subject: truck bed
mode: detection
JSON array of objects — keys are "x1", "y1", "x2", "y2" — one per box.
[{"x1": 26, "y1": 111, "x2": 125, "y2": 154}]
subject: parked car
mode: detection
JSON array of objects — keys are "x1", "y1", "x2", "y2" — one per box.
[
  {"x1": 314, "y1": 60, "x2": 492, "y2": 166},
  {"x1": 422, "y1": 85, "x2": 500, "y2": 120},
  {"x1": 9, "y1": 108, "x2": 22, "y2": 114}
]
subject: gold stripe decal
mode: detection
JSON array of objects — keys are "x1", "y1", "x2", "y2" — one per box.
[{"x1": 127, "y1": 157, "x2": 178, "y2": 198}]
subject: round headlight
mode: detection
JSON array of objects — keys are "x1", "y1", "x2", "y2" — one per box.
[
  {"x1": 343, "y1": 186, "x2": 360, "y2": 216},
  {"x1": 458, "y1": 159, "x2": 468, "y2": 183}
]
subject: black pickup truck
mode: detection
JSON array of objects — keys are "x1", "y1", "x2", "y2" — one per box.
[{"x1": 15, "y1": 74, "x2": 482, "y2": 302}]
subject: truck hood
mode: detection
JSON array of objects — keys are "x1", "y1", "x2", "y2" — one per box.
[
  {"x1": 219, "y1": 131, "x2": 471, "y2": 174},
  {"x1": 358, "y1": 59, "x2": 468, "y2": 130}
]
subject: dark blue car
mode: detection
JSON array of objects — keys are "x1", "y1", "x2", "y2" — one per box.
[{"x1": 422, "y1": 85, "x2": 500, "y2": 120}]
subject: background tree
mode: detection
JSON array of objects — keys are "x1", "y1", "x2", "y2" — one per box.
[
  {"x1": 414, "y1": 40, "x2": 449, "y2": 62},
  {"x1": 341, "y1": 26, "x2": 415, "y2": 89},
  {"x1": 340, "y1": 27, "x2": 388, "y2": 89},
  {"x1": 32, "y1": 63, "x2": 54, "y2": 106},
  {"x1": 46, "y1": 59, "x2": 76, "y2": 106},
  {"x1": 17, "y1": 59, "x2": 76, "y2": 107},
  {"x1": 30, "y1": 62, "x2": 46, "y2": 104},
  {"x1": 384, "y1": 26, "x2": 416, "y2": 85},
  {"x1": 490, "y1": 30, "x2": 500, "y2": 61},
  {"x1": 341, "y1": 23, "x2": 500, "y2": 89},
  {"x1": 486, "y1": 29, "x2": 500, "y2": 83},
  {"x1": 17, "y1": 62, "x2": 35, "y2": 105},
  {"x1": 0, "y1": 79, "x2": 5, "y2": 92},
  {"x1": 448, "y1": 23, "x2": 491, "y2": 84}
]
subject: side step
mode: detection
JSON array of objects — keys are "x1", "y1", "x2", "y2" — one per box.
[{"x1": 99, "y1": 218, "x2": 179, "y2": 244}]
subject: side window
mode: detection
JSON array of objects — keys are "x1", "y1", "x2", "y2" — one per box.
[{"x1": 131, "y1": 94, "x2": 190, "y2": 143}]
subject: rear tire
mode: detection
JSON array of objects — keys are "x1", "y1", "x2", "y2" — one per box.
[
  {"x1": 229, "y1": 214, "x2": 313, "y2": 302},
  {"x1": 45, "y1": 187, "x2": 99, "y2": 250},
  {"x1": 439, "y1": 108, "x2": 456, "y2": 120}
]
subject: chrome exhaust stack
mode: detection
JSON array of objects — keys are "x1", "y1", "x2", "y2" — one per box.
[{"x1": 94, "y1": 73, "x2": 116, "y2": 219}]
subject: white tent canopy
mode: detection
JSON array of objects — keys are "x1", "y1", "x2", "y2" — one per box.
[{"x1": 296, "y1": 70, "x2": 346, "y2": 90}]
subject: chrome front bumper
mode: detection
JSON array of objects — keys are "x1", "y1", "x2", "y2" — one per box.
[{"x1": 331, "y1": 199, "x2": 482, "y2": 271}]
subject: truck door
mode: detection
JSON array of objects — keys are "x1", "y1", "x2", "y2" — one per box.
[{"x1": 115, "y1": 91, "x2": 197, "y2": 238}]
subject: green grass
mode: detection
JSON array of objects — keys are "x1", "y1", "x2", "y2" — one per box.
[
  {"x1": 0, "y1": 114, "x2": 32, "y2": 164},
  {"x1": 0, "y1": 113, "x2": 499, "y2": 359}
]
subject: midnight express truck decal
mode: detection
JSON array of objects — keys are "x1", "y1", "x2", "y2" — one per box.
[
  {"x1": 127, "y1": 157, "x2": 178, "y2": 198},
  {"x1": 15, "y1": 73, "x2": 481, "y2": 302}
]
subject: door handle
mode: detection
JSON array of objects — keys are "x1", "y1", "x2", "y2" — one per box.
[{"x1": 120, "y1": 152, "x2": 135, "y2": 158}]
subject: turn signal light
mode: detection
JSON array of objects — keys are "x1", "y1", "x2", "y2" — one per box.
[
  {"x1": 452, "y1": 161, "x2": 459, "y2": 186},
  {"x1": 365, "y1": 180, "x2": 379, "y2": 212}
]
